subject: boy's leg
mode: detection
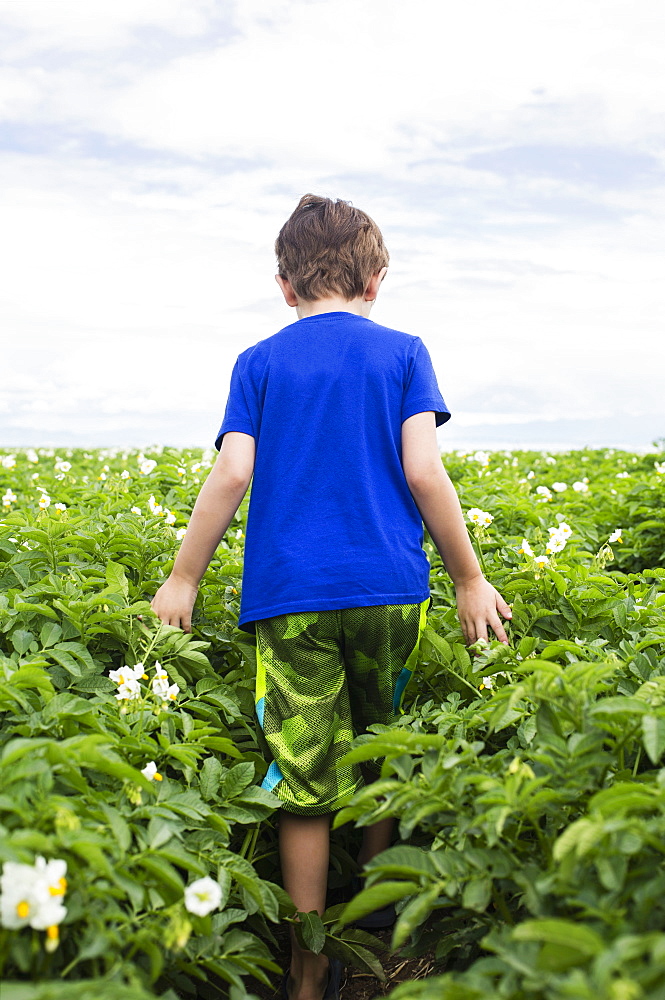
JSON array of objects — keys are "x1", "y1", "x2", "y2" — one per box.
[
  {"x1": 356, "y1": 781, "x2": 394, "y2": 867},
  {"x1": 279, "y1": 811, "x2": 330, "y2": 999},
  {"x1": 255, "y1": 610, "x2": 356, "y2": 998},
  {"x1": 342, "y1": 601, "x2": 429, "y2": 868}
]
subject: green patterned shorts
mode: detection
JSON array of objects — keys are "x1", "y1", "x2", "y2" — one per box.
[{"x1": 255, "y1": 600, "x2": 429, "y2": 815}]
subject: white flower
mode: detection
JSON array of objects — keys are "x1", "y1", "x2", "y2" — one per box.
[
  {"x1": 54, "y1": 503, "x2": 67, "y2": 511},
  {"x1": 0, "y1": 857, "x2": 68, "y2": 934},
  {"x1": 572, "y1": 481, "x2": 589, "y2": 492},
  {"x1": 98, "y1": 472, "x2": 107, "y2": 481},
  {"x1": 120, "y1": 470, "x2": 130, "y2": 479},
  {"x1": 518, "y1": 538, "x2": 534, "y2": 557},
  {"x1": 115, "y1": 678, "x2": 142, "y2": 701},
  {"x1": 148, "y1": 495, "x2": 163, "y2": 516},
  {"x1": 131, "y1": 506, "x2": 141, "y2": 515},
  {"x1": 177, "y1": 467, "x2": 186, "y2": 476},
  {"x1": 479, "y1": 676, "x2": 494, "y2": 690},
  {"x1": 0, "y1": 861, "x2": 38, "y2": 929},
  {"x1": 54, "y1": 460, "x2": 71, "y2": 472},
  {"x1": 616, "y1": 472, "x2": 630, "y2": 479},
  {"x1": 176, "y1": 527, "x2": 187, "y2": 540},
  {"x1": 26, "y1": 449, "x2": 38, "y2": 464},
  {"x1": 655, "y1": 462, "x2": 665, "y2": 475},
  {"x1": 163, "y1": 683, "x2": 179, "y2": 704},
  {"x1": 555, "y1": 522, "x2": 572, "y2": 539},
  {"x1": 527, "y1": 471, "x2": 535, "y2": 479},
  {"x1": 140, "y1": 459, "x2": 157, "y2": 475},
  {"x1": 609, "y1": 528, "x2": 623, "y2": 544},
  {"x1": 546, "y1": 533, "x2": 567, "y2": 554},
  {"x1": 184, "y1": 876, "x2": 222, "y2": 917},
  {"x1": 471, "y1": 450, "x2": 490, "y2": 467},
  {"x1": 535, "y1": 486, "x2": 552, "y2": 502},
  {"x1": 466, "y1": 508, "x2": 493, "y2": 527},
  {"x1": 38, "y1": 493, "x2": 51, "y2": 509},
  {"x1": 152, "y1": 664, "x2": 170, "y2": 699},
  {"x1": 545, "y1": 456, "x2": 557, "y2": 465},
  {"x1": 110, "y1": 664, "x2": 146, "y2": 686},
  {"x1": 2, "y1": 489, "x2": 16, "y2": 507},
  {"x1": 1, "y1": 455, "x2": 16, "y2": 469},
  {"x1": 534, "y1": 555, "x2": 550, "y2": 568},
  {"x1": 551, "y1": 482, "x2": 568, "y2": 493},
  {"x1": 164, "y1": 509, "x2": 176, "y2": 525},
  {"x1": 141, "y1": 761, "x2": 163, "y2": 781}
]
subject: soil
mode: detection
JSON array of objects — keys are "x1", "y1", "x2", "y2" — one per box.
[{"x1": 251, "y1": 927, "x2": 439, "y2": 1000}]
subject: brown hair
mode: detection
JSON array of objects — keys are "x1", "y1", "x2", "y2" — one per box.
[{"x1": 275, "y1": 193, "x2": 389, "y2": 302}]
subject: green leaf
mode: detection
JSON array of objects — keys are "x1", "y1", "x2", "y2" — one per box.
[
  {"x1": 297, "y1": 911, "x2": 326, "y2": 954},
  {"x1": 43, "y1": 649, "x2": 84, "y2": 677},
  {"x1": 199, "y1": 756, "x2": 223, "y2": 800},
  {"x1": 590, "y1": 697, "x2": 648, "y2": 717},
  {"x1": 138, "y1": 854, "x2": 185, "y2": 903},
  {"x1": 53, "y1": 641, "x2": 97, "y2": 671},
  {"x1": 513, "y1": 918, "x2": 604, "y2": 957},
  {"x1": 364, "y1": 845, "x2": 437, "y2": 879},
  {"x1": 642, "y1": 714, "x2": 665, "y2": 764},
  {"x1": 10, "y1": 630, "x2": 35, "y2": 655},
  {"x1": 221, "y1": 761, "x2": 255, "y2": 799},
  {"x1": 392, "y1": 885, "x2": 441, "y2": 949},
  {"x1": 14, "y1": 602, "x2": 59, "y2": 621},
  {"x1": 337, "y1": 881, "x2": 420, "y2": 927},
  {"x1": 553, "y1": 818, "x2": 604, "y2": 861},
  {"x1": 40, "y1": 622, "x2": 62, "y2": 647},
  {"x1": 100, "y1": 803, "x2": 132, "y2": 852},
  {"x1": 462, "y1": 877, "x2": 492, "y2": 912},
  {"x1": 105, "y1": 561, "x2": 130, "y2": 599},
  {"x1": 324, "y1": 933, "x2": 385, "y2": 981}
]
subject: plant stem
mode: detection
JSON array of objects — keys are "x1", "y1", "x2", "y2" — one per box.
[{"x1": 473, "y1": 531, "x2": 487, "y2": 575}]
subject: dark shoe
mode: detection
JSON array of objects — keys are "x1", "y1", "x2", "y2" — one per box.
[
  {"x1": 350, "y1": 875, "x2": 397, "y2": 930},
  {"x1": 281, "y1": 957, "x2": 344, "y2": 1000}
]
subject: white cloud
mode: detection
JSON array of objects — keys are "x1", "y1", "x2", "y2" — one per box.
[
  {"x1": 0, "y1": 0, "x2": 215, "y2": 53},
  {"x1": 0, "y1": 0, "x2": 664, "y2": 448}
]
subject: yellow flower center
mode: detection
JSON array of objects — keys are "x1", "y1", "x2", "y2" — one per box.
[
  {"x1": 49, "y1": 877, "x2": 67, "y2": 897},
  {"x1": 46, "y1": 924, "x2": 60, "y2": 940},
  {"x1": 154, "y1": 772, "x2": 163, "y2": 781},
  {"x1": 17, "y1": 900, "x2": 30, "y2": 919}
]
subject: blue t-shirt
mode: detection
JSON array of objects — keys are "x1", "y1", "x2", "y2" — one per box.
[{"x1": 215, "y1": 311, "x2": 450, "y2": 632}]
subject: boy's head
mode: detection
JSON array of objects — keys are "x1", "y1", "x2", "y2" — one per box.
[{"x1": 275, "y1": 194, "x2": 389, "y2": 302}]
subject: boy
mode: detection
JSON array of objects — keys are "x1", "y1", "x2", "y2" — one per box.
[{"x1": 151, "y1": 194, "x2": 511, "y2": 1000}]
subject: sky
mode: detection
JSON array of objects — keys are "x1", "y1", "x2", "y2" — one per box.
[{"x1": 1, "y1": 0, "x2": 664, "y2": 452}]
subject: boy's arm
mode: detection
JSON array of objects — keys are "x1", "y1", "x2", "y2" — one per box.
[
  {"x1": 402, "y1": 411, "x2": 512, "y2": 645},
  {"x1": 150, "y1": 432, "x2": 255, "y2": 632}
]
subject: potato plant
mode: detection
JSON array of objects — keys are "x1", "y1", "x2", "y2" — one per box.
[{"x1": 0, "y1": 443, "x2": 664, "y2": 999}]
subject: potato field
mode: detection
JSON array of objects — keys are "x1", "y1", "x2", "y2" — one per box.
[{"x1": 1, "y1": 443, "x2": 665, "y2": 1000}]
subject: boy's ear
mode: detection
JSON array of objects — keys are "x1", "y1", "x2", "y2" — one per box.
[
  {"x1": 275, "y1": 273, "x2": 299, "y2": 307},
  {"x1": 364, "y1": 266, "x2": 388, "y2": 302}
]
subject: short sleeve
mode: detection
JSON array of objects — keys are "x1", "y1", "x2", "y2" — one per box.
[
  {"x1": 214, "y1": 360, "x2": 258, "y2": 451},
  {"x1": 401, "y1": 339, "x2": 451, "y2": 427}
]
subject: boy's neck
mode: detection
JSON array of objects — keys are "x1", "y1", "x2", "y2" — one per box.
[{"x1": 295, "y1": 294, "x2": 372, "y2": 320}]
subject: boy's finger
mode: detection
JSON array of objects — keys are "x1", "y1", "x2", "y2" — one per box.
[
  {"x1": 490, "y1": 616, "x2": 509, "y2": 645},
  {"x1": 474, "y1": 619, "x2": 488, "y2": 643},
  {"x1": 497, "y1": 597, "x2": 512, "y2": 619}
]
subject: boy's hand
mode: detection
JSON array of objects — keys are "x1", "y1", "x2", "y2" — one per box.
[
  {"x1": 150, "y1": 576, "x2": 198, "y2": 633},
  {"x1": 455, "y1": 574, "x2": 512, "y2": 646}
]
